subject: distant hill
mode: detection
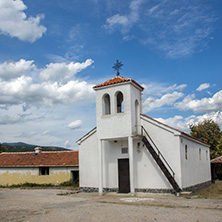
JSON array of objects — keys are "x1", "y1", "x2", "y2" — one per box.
[{"x1": 2, "y1": 142, "x2": 69, "y2": 152}]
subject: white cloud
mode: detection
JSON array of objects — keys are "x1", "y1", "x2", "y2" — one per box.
[
  {"x1": 104, "y1": 0, "x2": 216, "y2": 58},
  {"x1": 40, "y1": 59, "x2": 94, "y2": 83},
  {"x1": 0, "y1": 113, "x2": 31, "y2": 125},
  {"x1": 196, "y1": 83, "x2": 210, "y2": 91},
  {"x1": 156, "y1": 111, "x2": 222, "y2": 132},
  {"x1": 175, "y1": 90, "x2": 222, "y2": 113},
  {"x1": 104, "y1": 0, "x2": 144, "y2": 33},
  {"x1": 156, "y1": 115, "x2": 189, "y2": 132},
  {"x1": 68, "y1": 120, "x2": 82, "y2": 129},
  {"x1": 0, "y1": 0, "x2": 46, "y2": 42},
  {"x1": 0, "y1": 59, "x2": 35, "y2": 80},
  {"x1": 42, "y1": 130, "x2": 49, "y2": 135},
  {"x1": 142, "y1": 82, "x2": 186, "y2": 97},
  {"x1": 161, "y1": 84, "x2": 187, "y2": 93},
  {"x1": 129, "y1": 0, "x2": 145, "y2": 22},
  {"x1": 106, "y1": 14, "x2": 129, "y2": 27},
  {"x1": 64, "y1": 140, "x2": 70, "y2": 147},
  {"x1": 0, "y1": 59, "x2": 95, "y2": 108},
  {"x1": 0, "y1": 77, "x2": 95, "y2": 106},
  {"x1": 143, "y1": 91, "x2": 184, "y2": 112}
]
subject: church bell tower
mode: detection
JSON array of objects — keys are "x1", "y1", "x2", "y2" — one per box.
[{"x1": 93, "y1": 61, "x2": 144, "y2": 140}]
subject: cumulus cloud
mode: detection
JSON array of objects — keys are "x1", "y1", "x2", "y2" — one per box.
[
  {"x1": 0, "y1": 59, "x2": 95, "y2": 108},
  {"x1": 0, "y1": 0, "x2": 47, "y2": 42},
  {"x1": 156, "y1": 115, "x2": 189, "y2": 132},
  {"x1": 196, "y1": 83, "x2": 210, "y2": 91},
  {"x1": 0, "y1": 59, "x2": 35, "y2": 80},
  {"x1": 156, "y1": 111, "x2": 222, "y2": 132},
  {"x1": 143, "y1": 91, "x2": 184, "y2": 112},
  {"x1": 68, "y1": 120, "x2": 82, "y2": 129},
  {"x1": 0, "y1": 77, "x2": 95, "y2": 106},
  {"x1": 175, "y1": 90, "x2": 222, "y2": 113},
  {"x1": 40, "y1": 59, "x2": 94, "y2": 82}
]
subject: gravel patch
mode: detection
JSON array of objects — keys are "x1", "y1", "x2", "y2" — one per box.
[{"x1": 0, "y1": 188, "x2": 222, "y2": 222}]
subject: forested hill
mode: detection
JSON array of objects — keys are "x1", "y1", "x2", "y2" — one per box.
[{"x1": 2, "y1": 142, "x2": 69, "y2": 152}]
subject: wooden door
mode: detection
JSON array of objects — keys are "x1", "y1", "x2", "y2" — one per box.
[{"x1": 118, "y1": 159, "x2": 130, "y2": 193}]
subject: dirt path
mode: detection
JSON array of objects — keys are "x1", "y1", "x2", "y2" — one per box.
[{"x1": 0, "y1": 188, "x2": 222, "y2": 222}]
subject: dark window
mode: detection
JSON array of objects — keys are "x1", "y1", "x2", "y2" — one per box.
[
  {"x1": 116, "y1": 91, "x2": 124, "y2": 113},
  {"x1": 103, "y1": 94, "x2": 111, "y2": 115},
  {"x1": 71, "y1": 171, "x2": 79, "y2": 183},
  {"x1": 39, "y1": 167, "x2": 49, "y2": 175},
  {"x1": 185, "y1": 145, "x2": 188, "y2": 160},
  {"x1": 121, "y1": 147, "x2": 128, "y2": 154}
]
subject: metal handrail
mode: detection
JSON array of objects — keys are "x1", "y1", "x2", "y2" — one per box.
[{"x1": 141, "y1": 125, "x2": 175, "y2": 178}]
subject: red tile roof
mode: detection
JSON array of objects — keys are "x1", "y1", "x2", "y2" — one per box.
[
  {"x1": 93, "y1": 75, "x2": 144, "y2": 90},
  {"x1": 0, "y1": 151, "x2": 79, "y2": 167},
  {"x1": 211, "y1": 156, "x2": 222, "y2": 164}
]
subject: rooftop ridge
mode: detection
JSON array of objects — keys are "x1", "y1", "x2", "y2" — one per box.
[
  {"x1": 93, "y1": 75, "x2": 144, "y2": 90},
  {"x1": 0, "y1": 150, "x2": 77, "y2": 154},
  {"x1": 141, "y1": 114, "x2": 209, "y2": 146}
]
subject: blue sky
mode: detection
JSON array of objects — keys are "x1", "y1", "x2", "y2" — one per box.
[{"x1": 0, "y1": 0, "x2": 222, "y2": 149}]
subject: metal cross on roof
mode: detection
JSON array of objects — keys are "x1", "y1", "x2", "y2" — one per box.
[{"x1": 112, "y1": 60, "x2": 123, "y2": 76}]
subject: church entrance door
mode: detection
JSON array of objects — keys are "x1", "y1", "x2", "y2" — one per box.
[{"x1": 118, "y1": 158, "x2": 130, "y2": 193}]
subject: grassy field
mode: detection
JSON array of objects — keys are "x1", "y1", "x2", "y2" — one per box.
[{"x1": 197, "y1": 181, "x2": 222, "y2": 198}]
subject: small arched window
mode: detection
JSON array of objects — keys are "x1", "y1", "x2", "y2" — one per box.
[
  {"x1": 116, "y1": 91, "x2": 124, "y2": 113},
  {"x1": 103, "y1": 94, "x2": 111, "y2": 115},
  {"x1": 135, "y1": 99, "x2": 139, "y2": 127}
]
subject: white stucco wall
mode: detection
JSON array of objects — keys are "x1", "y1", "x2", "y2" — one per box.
[
  {"x1": 141, "y1": 115, "x2": 182, "y2": 188},
  {"x1": 95, "y1": 83, "x2": 142, "y2": 140},
  {"x1": 79, "y1": 130, "x2": 99, "y2": 188},
  {"x1": 180, "y1": 136, "x2": 211, "y2": 188},
  {"x1": 79, "y1": 133, "x2": 178, "y2": 190},
  {"x1": 133, "y1": 138, "x2": 174, "y2": 189},
  {"x1": 102, "y1": 140, "x2": 129, "y2": 188},
  {"x1": 102, "y1": 137, "x2": 177, "y2": 190}
]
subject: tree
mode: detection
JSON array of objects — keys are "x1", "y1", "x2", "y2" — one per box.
[
  {"x1": 0, "y1": 143, "x2": 8, "y2": 153},
  {"x1": 189, "y1": 120, "x2": 222, "y2": 159}
]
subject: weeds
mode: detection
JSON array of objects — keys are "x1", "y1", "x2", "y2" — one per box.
[
  {"x1": 0, "y1": 180, "x2": 79, "y2": 189},
  {"x1": 197, "y1": 181, "x2": 222, "y2": 199}
]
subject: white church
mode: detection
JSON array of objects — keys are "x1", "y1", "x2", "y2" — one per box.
[{"x1": 77, "y1": 68, "x2": 211, "y2": 195}]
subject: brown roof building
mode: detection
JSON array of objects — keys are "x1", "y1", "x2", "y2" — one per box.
[
  {"x1": 93, "y1": 75, "x2": 144, "y2": 90},
  {"x1": 211, "y1": 156, "x2": 222, "y2": 164},
  {"x1": 0, "y1": 150, "x2": 79, "y2": 167},
  {"x1": 0, "y1": 149, "x2": 79, "y2": 186}
]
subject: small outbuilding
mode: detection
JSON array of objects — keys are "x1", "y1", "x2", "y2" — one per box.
[
  {"x1": 0, "y1": 148, "x2": 79, "y2": 186},
  {"x1": 211, "y1": 156, "x2": 222, "y2": 181},
  {"x1": 78, "y1": 75, "x2": 211, "y2": 195}
]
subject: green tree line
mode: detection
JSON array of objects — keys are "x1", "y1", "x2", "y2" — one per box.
[
  {"x1": 189, "y1": 120, "x2": 222, "y2": 180},
  {"x1": 0, "y1": 143, "x2": 8, "y2": 153},
  {"x1": 189, "y1": 120, "x2": 222, "y2": 159}
]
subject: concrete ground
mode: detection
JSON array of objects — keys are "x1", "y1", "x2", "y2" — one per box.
[{"x1": 0, "y1": 188, "x2": 222, "y2": 222}]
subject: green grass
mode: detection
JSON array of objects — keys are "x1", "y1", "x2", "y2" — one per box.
[
  {"x1": 197, "y1": 181, "x2": 222, "y2": 199},
  {"x1": 0, "y1": 180, "x2": 79, "y2": 189},
  {"x1": 59, "y1": 179, "x2": 79, "y2": 187}
]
